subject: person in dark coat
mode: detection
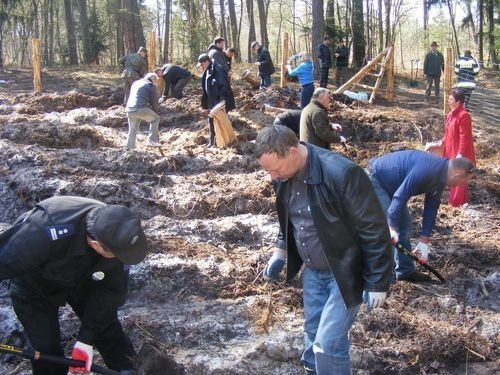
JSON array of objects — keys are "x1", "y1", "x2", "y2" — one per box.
[
  {"x1": 454, "y1": 50, "x2": 480, "y2": 109},
  {"x1": 119, "y1": 46, "x2": 148, "y2": 105},
  {"x1": 251, "y1": 41, "x2": 275, "y2": 89},
  {"x1": 273, "y1": 109, "x2": 302, "y2": 138},
  {"x1": 333, "y1": 38, "x2": 349, "y2": 86},
  {"x1": 423, "y1": 41, "x2": 445, "y2": 102},
  {"x1": 156, "y1": 64, "x2": 192, "y2": 100},
  {"x1": 208, "y1": 37, "x2": 229, "y2": 76},
  {"x1": 317, "y1": 36, "x2": 331, "y2": 88},
  {"x1": 0, "y1": 196, "x2": 148, "y2": 375},
  {"x1": 198, "y1": 53, "x2": 235, "y2": 147}
]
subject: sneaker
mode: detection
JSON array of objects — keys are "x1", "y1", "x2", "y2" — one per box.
[
  {"x1": 397, "y1": 271, "x2": 432, "y2": 282},
  {"x1": 303, "y1": 365, "x2": 316, "y2": 375},
  {"x1": 146, "y1": 142, "x2": 161, "y2": 147}
]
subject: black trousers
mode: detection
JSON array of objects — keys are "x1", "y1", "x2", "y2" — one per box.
[
  {"x1": 319, "y1": 66, "x2": 329, "y2": 87},
  {"x1": 172, "y1": 76, "x2": 191, "y2": 99},
  {"x1": 11, "y1": 283, "x2": 135, "y2": 375}
]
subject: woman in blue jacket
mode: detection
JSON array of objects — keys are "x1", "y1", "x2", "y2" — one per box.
[{"x1": 287, "y1": 52, "x2": 315, "y2": 108}]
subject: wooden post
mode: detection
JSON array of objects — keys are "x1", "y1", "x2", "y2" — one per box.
[
  {"x1": 148, "y1": 31, "x2": 156, "y2": 72},
  {"x1": 281, "y1": 32, "x2": 289, "y2": 88},
  {"x1": 32, "y1": 39, "x2": 42, "y2": 93},
  {"x1": 385, "y1": 44, "x2": 394, "y2": 101},
  {"x1": 443, "y1": 47, "x2": 453, "y2": 115}
]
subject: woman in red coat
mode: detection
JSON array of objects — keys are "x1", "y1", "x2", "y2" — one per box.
[{"x1": 426, "y1": 88, "x2": 476, "y2": 206}]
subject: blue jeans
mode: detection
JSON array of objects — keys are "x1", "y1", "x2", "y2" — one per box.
[
  {"x1": 301, "y1": 268, "x2": 360, "y2": 375},
  {"x1": 368, "y1": 173, "x2": 415, "y2": 278},
  {"x1": 300, "y1": 83, "x2": 315, "y2": 108},
  {"x1": 260, "y1": 74, "x2": 271, "y2": 88}
]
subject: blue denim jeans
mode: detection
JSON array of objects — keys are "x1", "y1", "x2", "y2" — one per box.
[
  {"x1": 368, "y1": 173, "x2": 415, "y2": 278},
  {"x1": 300, "y1": 83, "x2": 315, "y2": 108},
  {"x1": 301, "y1": 268, "x2": 360, "y2": 375}
]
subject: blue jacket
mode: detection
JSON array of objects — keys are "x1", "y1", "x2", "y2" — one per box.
[
  {"x1": 368, "y1": 150, "x2": 448, "y2": 238},
  {"x1": 289, "y1": 61, "x2": 314, "y2": 86}
]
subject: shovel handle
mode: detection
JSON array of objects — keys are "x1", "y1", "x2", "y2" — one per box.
[{"x1": 393, "y1": 241, "x2": 446, "y2": 283}]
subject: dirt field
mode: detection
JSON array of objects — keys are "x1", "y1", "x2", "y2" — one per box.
[{"x1": 0, "y1": 65, "x2": 498, "y2": 375}]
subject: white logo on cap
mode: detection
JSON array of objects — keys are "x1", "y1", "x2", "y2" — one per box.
[
  {"x1": 92, "y1": 271, "x2": 105, "y2": 281},
  {"x1": 130, "y1": 234, "x2": 139, "y2": 245}
]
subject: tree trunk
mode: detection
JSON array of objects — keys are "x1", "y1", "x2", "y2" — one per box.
[
  {"x1": 206, "y1": 0, "x2": 218, "y2": 37},
  {"x1": 486, "y1": 0, "x2": 498, "y2": 70},
  {"x1": 325, "y1": 0, "x2": 334, "y2": 37},
  {"x1": 377, "y1": 0, "x2": 383, "y2": 52},
  {"x1": 77, "y1": 0, "x2": 93, "y2": 64},
  {"x1": 423, "y1": 0, "x2": 428, "y2": 45},
  {"x1": 464, "y1": 0, "x2": 478, "y2": 47},
  {"x1": 64, "y1": 0, "x2": 79, "y2": 64},
  {"x1": 163, "y1": 0, "x2": 171, "y2": 62},
  {"x1": 131, "y1": 0, "x2": 146, "y2": 50},
  {"x1": 220, "y1": 0, "x2": 227, "y2": 41},
  {"x1": 227, "y1": 0, "x2": 239, "y2": 52},
  {"x1": 311, "y1": 0, "x2": 324, "y2": 77},
  {"x1": 246, "y1": 0, "x2": 256, "y2": 61},
  {"x1": 256, "y1": 0, "x2": 269, "y2": 48},
  {"x1": 49, "y1": 0, "x2": 54, "y2": 65},
  {"x1": 42, "y1": 0, "x2": 50, "y2": 65},
  {"x1": 351, "y1": 0, "x2": 364, "y2": 68},
  {"x1": 478, "y1": 0, "x2": 483, "y2": 67},
  {"x1": 384, "y1": 0, "x2": 391, "y2": 48}
]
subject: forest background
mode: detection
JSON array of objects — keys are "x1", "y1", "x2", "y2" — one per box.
[{"x1": 0, "y1": 0, "x2": 498, "y2": 78}]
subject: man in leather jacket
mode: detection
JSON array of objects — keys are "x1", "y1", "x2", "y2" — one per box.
[
  {"x1": 0, "y1": 196, "x2": 148, "y2": 375},
  {"x1": 255, "y1": 126, "x2": 392, "y2": 375}
]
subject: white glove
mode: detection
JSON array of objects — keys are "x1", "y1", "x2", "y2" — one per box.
[
  {"x1": 389, "y1": 227, "x2": 399, "y2": 243},
  {"x1": 340, "y1": 136, "x2": 346, "y2": 143},
  {"x1": 69, "y1": 341, "x2": 93, "y2": 373},
  {"x1": 456, "y1": 153, "x2": 462, "y2": 158},
  {"x1": 263, "y1": 248, "x2": 286, "y2": 281},
  {"x1": 424, "y1": 140, "x2": 442, "y2": 151},
  {"x1": 413, "y1": 241, "x2": 430, "y2": 263},
  {"x1": 330, "y1": 123, "x2": 342, "y2": 132},
  {"x1": 363, "y1": 291, "x2": 387, "y2": 312}
]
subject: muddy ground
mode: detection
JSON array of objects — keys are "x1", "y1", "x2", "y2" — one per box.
[{"x1": 0, "y1": 65, "x2": 498, "y2": 375}]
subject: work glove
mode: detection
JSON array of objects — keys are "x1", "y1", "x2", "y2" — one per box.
[
  {"x1": 330, "y1": 123, "x2": 342, "y2": 132},
  {"x1": 389, "y1": 227, "x2": 399, "y2": 244},
  {"x1": 159, "y1": 95, "x2": 167, "y2": 104},
  {"x1": 340, "y1": 136, "x2": 347, "y2": 143},
  {"x1": 456, "y1": 153, "x2": 462, "y2": 158},
  {"x1": 413, "y1": 241, "x2": 430, "y2": 263},
  {"x1": 424, "y1": 140, "x2": 442, "y2": 151},
  {"x1": 263, "y1": 248, "x2": 286, "y2": 281},
  {"x1": 68, "y1": 341, "x2": 93, "y2": 374},
  {"x1": 363, "y1": 291, "x2": 387, "y2": 312}
]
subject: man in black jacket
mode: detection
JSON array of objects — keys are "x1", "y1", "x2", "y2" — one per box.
[
  {"x1": 251, "y1": 41, "x2": 275, "y2": 89},
  {"x1": 423, "y1": 41, "x2": 444, "y2": 102},
  {"x1": 198, "y1": 53, "x2": 235, "y2": 147},
  {"x1": 156, "y1": 64, "x2": 191, "y2": 100},
  {"x1": 317, "y1": 36, "x2": 331, "y2": 88},
  {"x1": 0, "y1": 196, "x2": 148, "y2": 375},
  {"x1": 255, "y1": 126, "x2": 392, "y2": 375},
  {"x1": 333, "y1": 38, "x2": 349, "y2": 86}
]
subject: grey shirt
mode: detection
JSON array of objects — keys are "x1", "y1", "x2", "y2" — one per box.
[
  {"x1": 288, "y1": 163, "x2": 330, "y2": 271},
  {"x1": 126, "y1": 78, "x2": 159, "y2": 113}
]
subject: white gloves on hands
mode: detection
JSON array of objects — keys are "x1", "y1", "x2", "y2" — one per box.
[
  {"x1": 330, "y1": 123, "x2": 342, "y2": 132},
  {"x1": 263, "y1": 248, "x2": 286, "y2": 281},
  {"x1": 208, "y1": 100, "x2": 226, "y2": 118},
  {"x1": 363, "y1": 291, "x2": 387, "y2": 312},
  {"x1": 413, "y1": 241, "x2": 430, "y2": 263},
  {"x1": 389, "y1": 227, "x2": 399, "y2": 244},
  {"x1": 456, "y1": 153, "x2": 462, "y2": 158},
  {"x1": 340, "y1": 136, "x2": 347, "y2": 143},
  {"x1": 424, "y1": 140, "x2": 442, "y2": 151},
  {"x1": 69, "y1": 341, "x2": 93, "y2": 373}
]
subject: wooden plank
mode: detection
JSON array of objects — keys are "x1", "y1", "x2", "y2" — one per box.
[
  {"x1": 148, "y1": 31, "x2": 156, "y2": 72},
  {"x1": 367, "y1": 72, "x2": 381, "y2": 78},
  {"x1": 281, "y1": 32, "x2": 289, "y2": 88},
  {"x1": 32, "y1": 39, "x2": 42, "y2": 93},
  {"x1": 370, "y1": 45, "x2": 392, "y2": 103},
  {"x1": 354, "y1": 83, "x2": 375, "y2": 91},
  {"x1": 443, "y1": 47, "x2": 453, "y2": 115}
]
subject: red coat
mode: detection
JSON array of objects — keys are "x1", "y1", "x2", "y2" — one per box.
[{"x1": 442, "y1": 104, "x2": 475, "y2": 164}]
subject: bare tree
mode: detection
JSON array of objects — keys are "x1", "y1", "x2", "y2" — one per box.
[
  {"x1": 311, "y1": 0, "x2": 324, "y2": 76},
  {"x1": 256, "y1": 0, "x2": 269, "y2": 48},
  {"x1": 220, "y1": 0, "x2": 227, "y2": 41},
  {"x1": 246, "y1": 0, "x2": 256, "y2": 61},
  {"x1": 64, "y1": 0, "x2": 78, "y2": 64},
  {"x1": 352, "y1": 0, "x2": 365, "y2": 68},
  {"x1": 77, "y1": 0, "x2": 93, "y2": 64},
  {"x1": 378, "y1": 0, "x2": 383, "y2": 51},
  {"x1": 205, "y1": 0, "x2": 218, "y2": 36},
  {"x1": 163, "y1": 0, "x2": 171, "y2": 62},
  {"x1": 486, "y1": 0, "x2": 497, "y2": 69},
  {"x1": 227, "y1": 0, "x2": 239, "y2": 55}
]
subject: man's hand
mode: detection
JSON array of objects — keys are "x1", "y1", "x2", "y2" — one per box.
[
  {"x1": 159, "y1": 96, "x2": 167, "y2": 104},
  {"x1": 254, "y1": 62, "x2": 261, "y2": 66},
  {"x1": 413, "y1": 242, "x2": 430, "y2": 262},
  {"x1": 389, "y1": 227, "x2": 399, "y2": 244},
  {"x1": 330, "y1": 123, "x2": 342, "y2": 132},
  {"x1": 363, "y1": 291, "x2": 387, "y2": 312},
  {"x1": 68, "y1": 341, "x2": 93, "y2": 374},
  {"x1": 456, "y1": 153, "x2": 462, "y2": 158},
  {"x1": 263, "y1": 248, "x2": 286, "y2": 281},
  {"x1": 340, "y1": 136, "x2": 347, "y2": 143}
]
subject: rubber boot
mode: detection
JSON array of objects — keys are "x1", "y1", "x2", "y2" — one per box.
[{"x1": 207, "y1": 119, "x2": 216, "y2": 147}]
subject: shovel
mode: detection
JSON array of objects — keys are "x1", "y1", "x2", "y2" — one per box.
[
  {"x1": 393, "y1": 241, "x2": 446, "y2": 283},
  {"x1": 0, "y1": 343, "x2": 120, "y2": 375}
]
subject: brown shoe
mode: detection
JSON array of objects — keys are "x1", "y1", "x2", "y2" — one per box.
[{"x1": 398, "y1": 271, "x2": 432, "y2": 282}]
